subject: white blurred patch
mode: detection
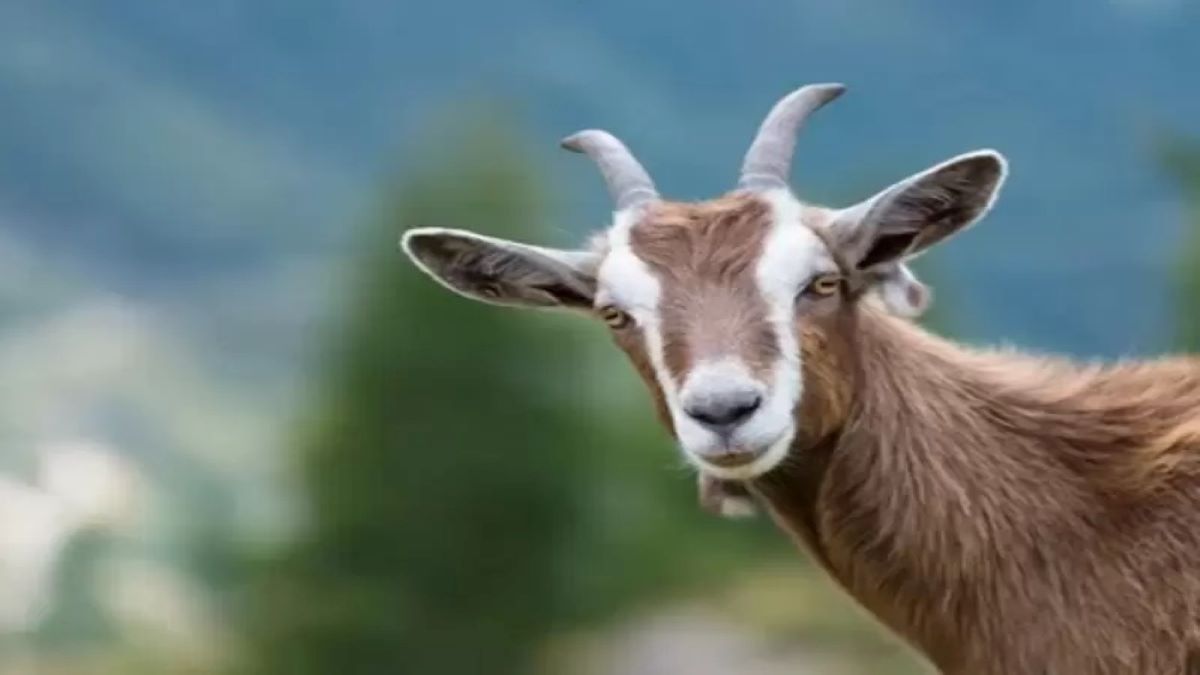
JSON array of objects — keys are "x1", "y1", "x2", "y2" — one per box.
[
  {"x1": 718, "y1": 495, "x2": 758, "y2": 519},
  {"x1": 98, "y1": 557, "x2": 226, "y2": 665},
  {"x1": 0, "y1": 474, "x2": 69, "y2": 633},
  {"x1": 562, "y1": 607, "x2": 837, "y2": 675},
  {"x1": 39, "y1": 439, "x2": 140, "y2": 529},
  {"x1": 0, "y1": 440, "x2": 140, "y2": 634}
]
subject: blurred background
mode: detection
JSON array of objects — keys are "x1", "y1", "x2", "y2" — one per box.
[{"x1": 2, "y1": 1, "x2": 1199, "y2": 673}]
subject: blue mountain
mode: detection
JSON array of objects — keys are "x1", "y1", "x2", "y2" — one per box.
[{"x1": 1, "y1": 0, "x2": 1198, "y2": 356}]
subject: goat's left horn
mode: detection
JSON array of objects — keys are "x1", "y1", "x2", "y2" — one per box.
[
  {"x1": 738, "y1": 83, "x2": 846, "y2": 191},
  {"x1": 561, "y1": 130, "x2": 659, "y2": 210}
]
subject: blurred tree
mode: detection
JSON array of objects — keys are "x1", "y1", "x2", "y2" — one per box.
[
  {"x1": 244, "y1": 120, "x2": 599, "y2": 675},
  {"x1": 1163, "y1": 142, "x2": 1200, "y2": 350},
  {"x1": 34, "y1": 530, "x2": 119, "y2": 650}
]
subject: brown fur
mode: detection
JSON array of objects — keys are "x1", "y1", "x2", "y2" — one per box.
[
  {"x1": 600, "y1": 194, "x2": 1200, "y2": 672},
  {"x1": 629, "y1": 196, "x2": 778, "y2": 383},
  {"x1": 754, "y1": 304, "x2": 1200, "y2": 674},
  {"x1": 611, "y1": 321, "x2": 674, "y2": 434},
  {"x1": 795, "y1": 322, "x2": 854, "y2": 447}
]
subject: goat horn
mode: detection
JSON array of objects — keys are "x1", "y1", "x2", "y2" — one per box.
[
  {"x1": 561, "y1": 130, "x2": 659, "y2": 210},
  {"x1": 738, "y1": 83, "x2": 846, "y2": 191}
]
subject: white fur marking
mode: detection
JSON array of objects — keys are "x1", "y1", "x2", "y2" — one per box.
[{"x1": 719, "y1": 495, "x2": 759, "y2": 518}]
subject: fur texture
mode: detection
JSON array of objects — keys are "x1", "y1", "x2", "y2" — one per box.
[
  {"x1": 755, "y1": 304, "x2": 1200, "y2": 674},
  {"x1": 613, "y1": 195, "x2": 1200, "y2": 672}
]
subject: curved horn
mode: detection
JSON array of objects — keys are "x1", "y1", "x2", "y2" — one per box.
[
  {"x1": 561, "y1": 130, "x2": 658, "y2": 210},
  {"x1": 738, "y1": 83, "x2": 846, "y2": 191}
]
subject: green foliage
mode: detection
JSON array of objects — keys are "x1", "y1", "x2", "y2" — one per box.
[
  {"x1": 244, "y1": 123, "x2": 598, "y2": 675},
  {"x1": 35, "y1": 530, "x2": 119, "y2": 650}
]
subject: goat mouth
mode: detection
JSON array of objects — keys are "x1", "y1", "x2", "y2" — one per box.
[
  {"x1": 687, "y1": 428, "x2": 794, "y2": 480},
  {"x1": 699, "y1": 449, "x2": 765, "y2": 468}
]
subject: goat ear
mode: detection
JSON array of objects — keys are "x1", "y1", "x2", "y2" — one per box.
[
  {"x1": 830, "y1": 150, "x2": 1007, "y2": 271},
  {"x1": 401, "y1": 228, "x2": 599, "y2": 309}
]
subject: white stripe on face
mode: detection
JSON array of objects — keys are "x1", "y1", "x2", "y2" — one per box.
[
  {"x1": 598, "y1": 209, "x2": 713, "y2": 467},
  {"x1": 596, "y1": 208, "x2": 695, "y2": 452},
  {"x1": 741, "y1": 189, "x2": 836, "y2": 477}
]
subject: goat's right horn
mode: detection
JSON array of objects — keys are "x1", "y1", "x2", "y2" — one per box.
[
  {"x1": 561, "y1": 130, "x2": 659, "y2": 211},
  {"x1": 738, "y1": 83, "x2": 846, "y2": 191}
]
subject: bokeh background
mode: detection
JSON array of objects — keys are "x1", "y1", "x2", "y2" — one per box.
[{"x1": 2, "y1": 2, "x2": 1200, "y2": 674}]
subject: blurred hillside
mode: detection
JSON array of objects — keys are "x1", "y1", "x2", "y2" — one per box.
[{"x1": 2, "y1": 1, "x2": 1200, "y2": 358}]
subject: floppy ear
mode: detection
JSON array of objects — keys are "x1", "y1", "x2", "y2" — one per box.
[
  {"x1": 401, "y1": 228, "x2": 600, "y2": 309},
  {"x1": 830, "y1": 150, "x2": 1007, "y2": 272}
]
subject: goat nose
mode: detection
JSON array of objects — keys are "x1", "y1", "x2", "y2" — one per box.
[{"x1": 683, "y1": 389, "x2": 762, "y2": 431}]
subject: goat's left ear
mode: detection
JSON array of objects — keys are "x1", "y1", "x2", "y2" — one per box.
[
  {"x1": 829, "y1": 151, "x2": 1006, "y2": 311},
  {"x1": 401, "y1": 228, "x2": 600, "y2": 309}
]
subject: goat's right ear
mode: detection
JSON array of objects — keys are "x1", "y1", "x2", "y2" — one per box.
[
  {"x1": 401, "y1": 228, "x2": 600, "y2": 310},
  {"x1": 829, "y1": 150, "x2": 1007, "y2": 271}
]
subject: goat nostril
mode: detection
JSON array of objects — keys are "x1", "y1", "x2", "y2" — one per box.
[
  {"x1": 684, "y1": 392, "x2": 762, "y2": 429},
  {"x1": 730, "y1": 396, "x2": 762, "y2": 421}
]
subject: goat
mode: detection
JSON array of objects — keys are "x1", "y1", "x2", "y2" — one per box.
[{"x1": 401, "y1": 84, "x2": 1200, "y2": 674}]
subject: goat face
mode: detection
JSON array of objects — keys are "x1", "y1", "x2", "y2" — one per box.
[{"x1": 402, "y1": 84, "x2": 1007, "y2": 480}]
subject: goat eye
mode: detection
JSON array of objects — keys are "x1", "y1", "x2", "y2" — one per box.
[
  {"x1": 598, "y1": 305, "x2": 632, "y2": 329},
  {"x1": 805, "y1": 274, "x2": 841, "y2": 297}
]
